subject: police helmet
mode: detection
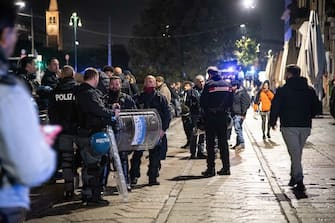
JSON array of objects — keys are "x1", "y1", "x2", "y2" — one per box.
[{"x1": 90, "y1": 132, "x2": 111, "y2": 155}]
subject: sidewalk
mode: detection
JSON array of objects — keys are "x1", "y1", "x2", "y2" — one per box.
[
  {"x1": 26, "y1": 114, "x2": 335, "y2": 223},
  {"x1": 244, "y1": 111, "x2": 335, "y2": 223}
]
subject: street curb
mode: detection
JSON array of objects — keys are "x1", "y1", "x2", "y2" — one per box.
[
  {"x1": 155, "y1": 159, "x2": 194, "y2": 223},
  {"x1": 245, "y1": 124, "x2": 300, "y2": 223}
]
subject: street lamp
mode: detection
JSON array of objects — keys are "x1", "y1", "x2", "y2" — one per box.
[
  {"x1": 242, "y1": 0, "x2": 256, "y2": 9},
  {"x1": 15, "y1": 1, "x2": 26, "y2": 9},
  {"x1": 15, "y1": 1, "x2": 35, "y2": 56},
  {"x1": 69, "y1": 12, "x2": 82, "y2": 71},
  {"x1": 240, "y1": 24, "x2": 247, "y2": 35}
]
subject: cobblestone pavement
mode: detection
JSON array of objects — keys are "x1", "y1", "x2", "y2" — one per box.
[{"x1": 26, "y1": 112, "x2": 335, "y2": 223}]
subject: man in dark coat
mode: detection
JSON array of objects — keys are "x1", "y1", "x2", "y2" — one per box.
[
  {"x1": 41, "y1": 57, "x2": 59, "y2": 89},
  {"x1": 270, "y1": 65, "x2": 321, "y2": 191},
  {"x1": 105, "y1": 76, "x2": 136, "y2": 191},
  {"x1": 130, "y1": 75, "x2": 171, "y2": 186},
  {"x1": 230, "y1": 80, "x2": 250, "y2": 151}
]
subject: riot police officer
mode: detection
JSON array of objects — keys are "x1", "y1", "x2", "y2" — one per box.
[
  {"x1": 75, "y1": 68, "x2": 118, "y2": 205},
  {"x1": 48, "y1": 65, "x2": 78, "y2": 198},
  {"x1": 105, "y1": 76, "x2": 136, "y2": 191},
  {"x1": 200, "y1": 66, "x2": 233, "y2": 177}
]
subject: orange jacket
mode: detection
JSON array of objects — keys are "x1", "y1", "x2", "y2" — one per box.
[{"x1": 253, "y1": 89, "x2": 274, "y2": 112}]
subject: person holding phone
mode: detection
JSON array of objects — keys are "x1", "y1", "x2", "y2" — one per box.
[{"x1": 0, "y1": 2, "x2": 57, "y2": 222}]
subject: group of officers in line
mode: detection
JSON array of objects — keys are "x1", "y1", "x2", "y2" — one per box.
[
  {"x1": 35, "y1": 63, "x2": 171, "y2": 205},
  {"x1": 15, "y1": 44, "x2": 250, "y2": 204},
  {"x1": 17, "y1": 53, "x2": 246, "y2": 204},
  {"x1": 16, "y1": 49, "x2": 254, "y2": 206}
]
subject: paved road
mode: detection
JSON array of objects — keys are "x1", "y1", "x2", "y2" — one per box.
[{"x1": 26, "y1": 112, "x2": 335, "y2": 223}]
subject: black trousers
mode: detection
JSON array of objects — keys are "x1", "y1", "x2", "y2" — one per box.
[
  {"x1": 205, "y1": 112, "x2": 230, "y2": 170},
  {"x1": 181, "y1": 115, "x2": 193, "y2": 143},
  {"x1": 130, "y1": 143, "x2": 161, "y2": 181},
  {"x1": 58, "y1": 134, "x2": 77, "y2": 193},
  {"x1": 76, "y1": 137, "x2": 105, "y2": 201}
]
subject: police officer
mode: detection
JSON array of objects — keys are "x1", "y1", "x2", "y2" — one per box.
[
  {"x1": 130, "y1": 75, "x2": 171, "y2": 186},
  {"x1": 48, "y1": 65, "x2": 78, "y2": 198},
  {"x1": 200, "y1": 66, "x2": 233, "y2": 177},
  {"x1": 106, "y1": 76, "x2": 136, "y2": 191},
  {"x1": 75, "y1": 68, "x2": 118, "y2": 205}
]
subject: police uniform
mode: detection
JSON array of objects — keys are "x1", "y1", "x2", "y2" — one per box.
[
  {"x1": 200, "y1": 73, "x2": 233, "y2": 176},
  {"x1": 75, "y1": 82, "x2": 115, "y2": 204},
  {"x1": 48, "y1": 77, "x2": 78, "y2": 197},
  {"x1": 130, "y1": 90, "x2": 171, "y2": 185},
  {"x1": 106, "y1": 91, "x2": 136, "y2": 190}
]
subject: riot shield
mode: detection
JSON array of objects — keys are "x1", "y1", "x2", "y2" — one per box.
[
  {"x1": 116, "y1": 109, "x2": 162, "y2": 151},
  {"x1": 107, "y1": 126, "x2": 128, "y2": 202}
]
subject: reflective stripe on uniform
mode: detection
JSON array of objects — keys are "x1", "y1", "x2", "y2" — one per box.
[{"x1": 208, "y1": 86, "x2": 231, "y2": 93}]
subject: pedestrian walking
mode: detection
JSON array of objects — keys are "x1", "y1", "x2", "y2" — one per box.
[
  {"x1": 200, "y1": 66, "x2": 233, "y2": 177},
  {"x1": 231, "y1": 80, "x2": 251, "y2": 151},
  {"x1": 0, "y1": 3, "x2": 57, "y2": 221},
  {"x1": 253, "y1": 80, "x2": 274, "y2": 139},
  {"x1": 270, "y1": 65, "x2": 321, "y2": 191}
]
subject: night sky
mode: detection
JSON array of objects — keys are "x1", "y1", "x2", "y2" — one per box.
[{"x1": 21, "y1": 0, "x2": 284, "y2": 50}]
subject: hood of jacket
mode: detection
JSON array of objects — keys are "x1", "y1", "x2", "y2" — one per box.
[{"x1": 285, "y1": 77, "x2": 309, "y2": 91}]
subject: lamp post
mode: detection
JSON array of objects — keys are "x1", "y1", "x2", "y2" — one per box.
[
  {"x1": 242, "y1": 0, "x2": 256, "y2": 9},
  {"x1": 15, "y1": 1, "x2": 35, "y2": 56},
  {"x1": 69, "y1": 12, "x2": 82, "y2": 71}
]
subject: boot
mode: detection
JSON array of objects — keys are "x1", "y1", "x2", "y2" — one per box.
[
  {"x1": 148, "y1": 177, "x2": 160, "y2": 186},
  {"x1": 201, "y1": 168, "x2": 215, "y2": 177},
  {"x1": 181, "y1": 141, "x2": 190, "y2": 149},
  {"x1": 217, "y1": 168, "x2": 231, "y2": 175}
]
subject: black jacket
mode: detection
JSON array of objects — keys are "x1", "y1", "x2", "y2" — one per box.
[
  {"x1": 41, "y1": 69, "x2": 59, "y2": 89},
  {"x1": 136, "y1": 91, "x2": 171, "y2": 131},
  {"x1": 184, "y1": 89, "x2": 201, "y2": 116},
  {"x1": 48, "y1": 77, "x2": 78, "y2": 134},
  {"x1": 269, "y1": 77, "x2": 321, "y2": 128},
  {"x1": 97, "y1": 71, "x2": 110, "y2": 95},
  {"x1": 200, "y1": 74, "x2": 233, "y2": 114},
  {"x1": 107, "y1": 91, "x2": 136, "y2": 110},
  {"x1": 16, "y1": 69, "x2": 38, "y2": 94},
  {"x1": 75, "y1": 83, "x2": 115, "y2": 134},
  {"x1": 231, "y1": 87, "x2": 250, "y2": 116},
  {"x1": 117, "y1": 74, "x2": 133, "y2": 97}
]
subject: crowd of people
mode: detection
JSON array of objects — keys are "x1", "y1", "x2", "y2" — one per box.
[{"x1": 0, "y1": 2, "x2": 334, "y2": 222}]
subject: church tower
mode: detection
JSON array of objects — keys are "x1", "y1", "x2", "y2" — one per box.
[{"x1": 46, "y1": 0, "x2": 62, "y2": 50}]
